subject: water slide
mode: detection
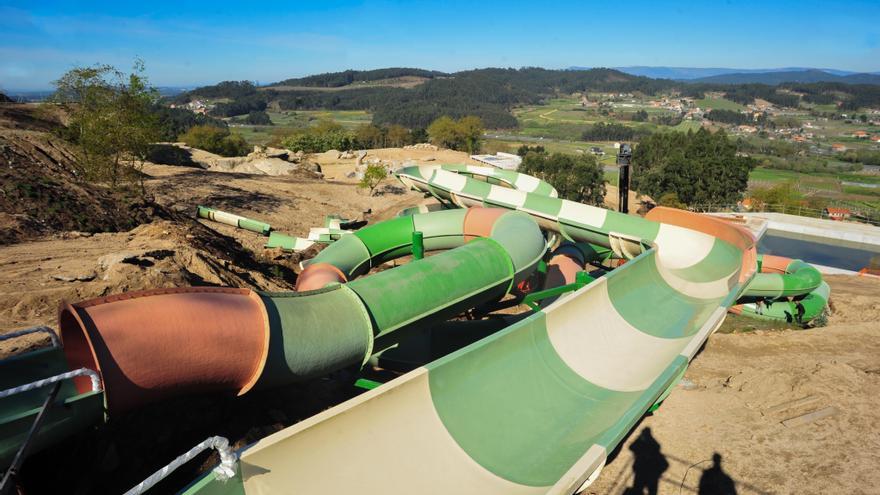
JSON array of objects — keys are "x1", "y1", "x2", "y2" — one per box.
[
  {"x1": 733, "y1": 254, "x2": 830, "y2": 323},
  {"x1": 0, "y1": 163, "x2": 829, "y2": 493},
  {"x1": 1, "y1": 206, "x2": 547, "y2": 464},
  {"x1": 181, "y1": 164, "x2": 758, "y2": 494}
]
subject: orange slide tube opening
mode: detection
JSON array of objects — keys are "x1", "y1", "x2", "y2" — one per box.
[{"x1": 58, "y1": 287, "x2": 271, "y2": 414}]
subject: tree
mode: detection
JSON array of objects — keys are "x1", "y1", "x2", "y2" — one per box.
[
  {"x1": 359, "y1": 163, "x2": 387, "y2": 196},
  {"x1": 245, "y1": 110, "x2": 272, "y2": 125},
  {"x1": 52, "y1": 60, "x2": 160, "y2": 191},
  {"x1": 749, "y1": 182, "x2": 803, "y2": 210},
  {"x1": 355, "y1": 124, "x2": 384, "y2": 149},
  {"x1": 519, "y1": 152, "x2": 606, "y2": 205},
  {"x1": 631, "y1": 128, "x2": 756, "y2": 206},
  {"x1": 281, "y1": 124, "x2": 356, "y2": 153},
  {"x1": 385, "y1": 124, "x2": 410, "y2": 147},
  {"x1": 427, "y1": 115, "x2": 484, "y2": 153},
  {"x1": 457, "y1": 116, "x2": 484, "y2": 154},
  {"x1": 516, "y1": 144, "x2": 545, "y2": 157},
  {"x1": 426, "y1": 116, "x2": 459, "y2": 149},
  {"x1": 581, "y1": 122, "x2": 643, "y2": 141},
  {"x1": 632, "y1": 110, "x2": 649, "y2": 122},
  {"x1": 179, "y1": 125, "x2": 250, "y2": 157}
]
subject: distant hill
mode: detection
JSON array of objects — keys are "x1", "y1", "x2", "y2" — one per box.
[
  {"x1": 573, "y1": 65, "x2": 880, "y2": 85},
  {"x1": 0, "y1": 93, "x2": 12, "y2": 103},
  {"x1": 593, "y1": 66, "x2": 865, "y2": 80},
  {"x1": 690, "y1": 69, "x2": 880, "y2": 85},
  {"x1": 273, "y1": 68, "x2": 448, "y2": 88}
]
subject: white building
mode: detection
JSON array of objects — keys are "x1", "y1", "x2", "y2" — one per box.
[{"x1": 470, "y1": 152, "x2": 522, "y2": 171}]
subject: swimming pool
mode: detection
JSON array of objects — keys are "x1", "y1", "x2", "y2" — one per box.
[{"x1": 758, "y1": 230, "x2": 880, "y2": 272}]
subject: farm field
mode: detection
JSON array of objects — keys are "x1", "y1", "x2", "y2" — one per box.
[
  {"x1": 696, "y1": 96, "x2": 745, "y2": 111},
  {"x1": 229, "y1": 109, "x2": 373, "y2": 145}
]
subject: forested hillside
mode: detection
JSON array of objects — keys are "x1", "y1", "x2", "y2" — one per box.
[
  {"x1": 173, "y1": 67, "x2": 880, "y2": 129},
  {"x1": 275, "y1": 68, "x2": 447, "y2": 87}
]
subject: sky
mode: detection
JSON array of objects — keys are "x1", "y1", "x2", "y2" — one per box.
[{"x1": 1, "y1": 0, "x2": 879, "y2": 91}]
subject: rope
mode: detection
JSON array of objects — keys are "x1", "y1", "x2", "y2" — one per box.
[
  {"x1": 0, "y1": 326, "x2": 60, "y2": 348},
  {"x1": 0, "y1": 368, "x2": 101, "y2": 399},
  {"x1": 123, "y1": 436, "x2": 237, "y2": 495}
]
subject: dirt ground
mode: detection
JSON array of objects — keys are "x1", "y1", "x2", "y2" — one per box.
[{"x1": 1, "y1": 143, "x2": 879, "y2": 493}]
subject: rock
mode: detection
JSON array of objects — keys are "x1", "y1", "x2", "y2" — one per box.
[
  {"x1": 250, "y1": 145, "x2": 290, "y2": 161},
  {"x1": 52, "y1": 272, "x2": 96, "y2": 282},
  {"x1": 403, "y1": 143, "x2": 439, "y2": 151},
  {"x1": 338, "y1": 150, "x2": 356, "y2": 160},
  {"x1": 678, "y1": 378, "x2": 699, "y2": 390}
]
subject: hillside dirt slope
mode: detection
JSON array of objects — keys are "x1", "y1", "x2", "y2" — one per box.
[{"x1": 0, "y1": 103, "x2": 157, "y2": 244}]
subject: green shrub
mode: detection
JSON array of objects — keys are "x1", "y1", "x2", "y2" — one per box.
[
  {"x1": 280, "y1": 119, "x2": 356, "y2": 153},
  {"x1": 358, "y1": 163, "x2": 387, "y2": 196},
  {"x1": 178, "y1": 125, "x2": 250, "y2": 157}
]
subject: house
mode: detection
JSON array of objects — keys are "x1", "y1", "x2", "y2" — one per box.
[
  {"x1": 831, "y1": 143, "x2": 847, "y2": 152},
  {"x1": 872, "y1": 135, "x2": 880, "y2": 142},
  {"x1": 853, "y1": 130, "x2": 870, "y2": 139},
  {"x1": 824, "y1": 207, "x2": 852, "y2": 221},
  {"x1": 737, "y1": 125, "x2": 757, "y2": 134},
  {"x1": 791, "y1": 135, "x2": 807, "y2": 143}
]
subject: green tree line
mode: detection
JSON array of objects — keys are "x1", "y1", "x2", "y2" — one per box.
[{"x1": 632, "y1": 128, "x2": 756, "y2": 207}]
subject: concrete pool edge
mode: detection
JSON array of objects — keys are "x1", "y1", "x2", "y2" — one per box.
[{"x1": 709, "y1": 212, "x2": 880, "y2": 247}]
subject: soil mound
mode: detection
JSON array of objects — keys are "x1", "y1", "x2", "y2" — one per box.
[{"x1": 0, "y1": 105, "x2": 156, "y2": 243}]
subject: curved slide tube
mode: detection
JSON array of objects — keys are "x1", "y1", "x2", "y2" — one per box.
[
  {"x1": 732, "y1": 254, "x2": 830, "y2": 323},
  {"x1": 401, "y1": 165, "x2": 829, "y2": 325},
  {"x1": 54, "y1": 208, "x2": 545, "y2": 417},
  {"x1": 183, "y1": 165, "x2": 757, "y2": 494}
]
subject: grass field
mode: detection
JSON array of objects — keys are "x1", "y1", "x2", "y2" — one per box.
[
  {"x1": 695, "y1": 97, "x2": 745, "y2": 111},
  {"x1": 266, "y1": 110, "x2": 372, "y2": 128},
  {"x1": 231, "y1": 109, "x2": 373, "y2": 145}
]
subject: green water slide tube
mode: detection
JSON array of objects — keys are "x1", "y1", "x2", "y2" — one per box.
[
  {"x1": 259, "y1": 207, "x2": 547, "y2": 387},
  {"x1": 733, "y1": 254, "x2": 830, "y2": 323},
  {"x1": 196, "y1": 206, "x2": 271, "y2": 235},
  {"x1": 182, "y1": 165, "x2": 756, "y2": 494}
]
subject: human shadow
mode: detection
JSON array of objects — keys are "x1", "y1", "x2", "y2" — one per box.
[
  {"x1": 623, "y1": 427, "x2": 669, "y2": 495},
  {"x1": 698, "y1": 453, "x2": 737, "y2": 495}
]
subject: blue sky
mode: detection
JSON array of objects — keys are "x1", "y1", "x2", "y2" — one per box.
[{"x1": 1, "y1": 0, "x2": 879, "y2": 90}]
